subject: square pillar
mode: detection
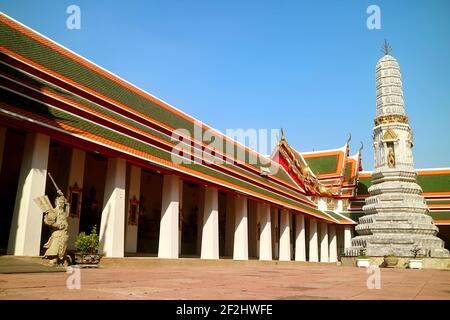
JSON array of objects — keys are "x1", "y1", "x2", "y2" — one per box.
[
  {"x1": 99, "y1": 158, "x2": 126, "y2": 257},
  {"x1": 258, "y1": 203, "x2": 272, "y2": 260},
  {"x1": 295, "y1": 214, "x2": 306, "y2": 261},
  {"x1": 201, "y1": 186, "x2": 219, "y2": 259},
  {"x1": 233, "y1": 195, "x2": 248, "y2": 260},
  {"x1": 344, "y1": 226, "x2": 353, "y2": 251},
  {"x1": 309, "y1": 219, "x2": 319, "y2": 262},
  {"x1": 158, "y1": 175, "x2": 180, "y2": 259},
  {"x1": 66, "y1": 149, "x2": 86, "y2": 251},
  {"x1": 320, "y1": 223, "x2": 329, "y2": 262},
  {"x1": 279, "y1": 209, "x2": 291, "y2": 261},
  {"x1": 271, "y1": 208, "x2": 279, "y2": 259},
  {"x1": 329, "y1": 225, "x2": 337, "y2": 262},
  {"x1": 8, "y1": 133, "x2": 50, "y2": 256},
  {"x1": 224, "y1": 193, "x2": 235, "y2": 257},
  {"x1": 125, "y1": 165, "x2": 141, "y2": 253}
]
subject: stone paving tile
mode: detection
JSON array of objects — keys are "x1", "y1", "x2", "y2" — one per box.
[
  {"x1": 0, "y1": 264, "x2": 449, "y2": 300},
  {"x1": 0, "y1": 256, "x2": 66, "y2": 274}
]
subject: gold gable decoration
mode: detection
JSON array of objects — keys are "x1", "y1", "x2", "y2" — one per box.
[
  {"x1": 326, "y1": 198, "x2": 334, "y2": 210},
  {"x1": 381, "y1": 129, "x2": 398, "y2": 142},
  {"x1": 278, "y1": 139, "x2": 331, "y2": 196},
  {"x1": 374, "y1": 114, "x2": 408, "y2": 126}
]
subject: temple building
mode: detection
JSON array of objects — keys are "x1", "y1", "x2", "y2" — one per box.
[{"x1": 0, "y1": 13, "x2": 449, "y2": 262}]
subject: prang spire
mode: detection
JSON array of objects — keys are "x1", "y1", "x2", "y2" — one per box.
[{"x1": 383, "y1": 39, "x2": 392, "y2": 55}]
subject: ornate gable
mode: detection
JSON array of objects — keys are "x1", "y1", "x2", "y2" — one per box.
[{"x1": 381, "y1": 129, "x2": 398, "y2": 142}]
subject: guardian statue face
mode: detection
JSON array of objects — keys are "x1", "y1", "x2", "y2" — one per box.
[{"x1": 55, "y1": 196, "x2": 65, "y2": 209}]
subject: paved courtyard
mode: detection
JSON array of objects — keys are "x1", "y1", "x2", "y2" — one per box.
[{"x1": 1, "y1": 262, "x2": 450, "y2": 300}]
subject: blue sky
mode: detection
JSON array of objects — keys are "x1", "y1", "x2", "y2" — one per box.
[{"x1": 1, "y1": 0, "x2": 449, "y2": 170}]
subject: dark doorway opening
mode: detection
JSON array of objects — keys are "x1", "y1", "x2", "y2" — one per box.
[
  {"x1": 180, "y1": 182, "x2": 202, "y2": 256},
  {"x1": 0, "y1": 129, "x2": 25, "y2": 255},
  {"x1": 137, "y1": 170, "x2": 162, "y2": 254},
  {"x1": 79, "y1": 153, "x2": 107, "y2": 235}
]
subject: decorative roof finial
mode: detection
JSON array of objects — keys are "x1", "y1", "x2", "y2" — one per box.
[
  {"x1": 359, "y1": 141, "x2": 364, "y2": 153},
  {"x1": 383, "y1": 39, "x2": 392, "y2": 56},
  {"x1": 280, "y1": 128, "x2": 285, "y2": 141},
  {"x1": 346, "y1": 133, "x2": 352, "y2": 146}
]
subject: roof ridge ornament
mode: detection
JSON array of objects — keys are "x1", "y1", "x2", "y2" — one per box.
[
  {"x1": 346, "y1": 133, "x2": 352, "y2": 146},
  {"x1": 359, "y1": 141, "x2": 364, "y2": 154},
  {"x1": 382, "y1": 39, "x2": 392, "y2": 56}
]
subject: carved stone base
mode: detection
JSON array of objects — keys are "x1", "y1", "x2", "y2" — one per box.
[
  {"x1": 74, "y1": 253, "x2": 101, "y2": 267},
  {"x1": 346, "y1": 220, "x2": 449, "y2": 258},
  {"x1": 42, "y1": 255, "x2": 72, "y2": 267}
]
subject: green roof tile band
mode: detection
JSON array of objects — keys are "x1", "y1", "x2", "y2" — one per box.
[
  {"x1": 0, "y1": 62, "x2": 302, "y2": 200},
  {"x1": 417, "y1": 174, "x2": 450, "y2": 193},
  {"x1": 304, "y1": 155, "x2": 339, "y2": 175},
  {"x1": 429, "y1": 212, "x2": 450, "y2": 221},
  {"x1": 0, "y1": 21, "x2": 295, "y2": 187},
  {"x1": 324, "y1": 210, "x2": 348, "y2": 221},
  {"x1": 1, "y1": 87, "x2": 334, "y2": 221},
  {"x1": 344, "y1": 163, "x2": 352, "y2": 181},
  {"x1": 426, "y1": 200, "x2": 450, "y2": 205},
  {"x1": 357, "y1": 174, "x2": 450, "y2": 195}
]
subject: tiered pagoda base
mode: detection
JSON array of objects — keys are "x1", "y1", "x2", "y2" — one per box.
[{"x1": 346, "y1": 170, "x2": 449, "y2": 258}]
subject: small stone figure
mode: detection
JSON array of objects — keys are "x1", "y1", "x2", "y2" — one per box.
[
  {"x1": 387, "y1": 147, "x2": 396, "y2": 168},
  {"x1": 34, "y1": 173, "x2": 70, "y2": 266}
]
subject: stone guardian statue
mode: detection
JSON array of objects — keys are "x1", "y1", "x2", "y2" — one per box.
[{"x1": 33, "y1": 172, "x2": 70, "y2": 266}]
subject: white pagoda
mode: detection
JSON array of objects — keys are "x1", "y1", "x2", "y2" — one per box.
[{"x1": 347, "y1": 42, "x2": 449, "y2": 257}]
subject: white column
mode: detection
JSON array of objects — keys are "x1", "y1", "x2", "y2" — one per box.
[
  {"x1": 258, "y1": 203, "x2": 272, "y2": 260},
  {"x1": 158, "y1": 175, "x2": 180, "y2": 259},
  {"x1": 233, "y1": 195, "x2": 248, "y2": 260},
  {"x1": 178, "y1": 179, "x2": 183, "y2": 255},
  {"x1": 66, "y1": 149, "x2": 86, "y2": 251},
  {"x1": 318, "y1": 198, "x2": 327, "y2": 211},
  {"x1": 125, "y1": 165, "x2": 141, "y2": 253},
  {"x1": 279, "y1": 209, "x2": 291, "y2": 261},
  {"x1": 309, "y1": 219, "x2": 319, "y2": 262},
  {"x1": 329, "y1": 225, "x2": 337, "y2": 263},
  {"x1": 0, "y1": 127, "x2": 6, "y2": 172},
  {"x1": 320, "y1": 223, "x2": 329, "y2": 262},
  {"x1": 99, "y1": 158, "x2": 126, "y2": 257},
  {"x1": 335, "y1": 200, "x2": 343, "y2": 213},
  {"x1": 201, "y1": 186, "x2": 219, "y2": 259},
  {"x1": 295, "y1": 214, "x2": 306, "y2": 261},
  {"x1": 196, "y1": 186, "x2": 205, "y2": 255},
  {"x1": 224, "y1": 194, "x2": 235, "y2": 257},
  {"x1": 7, "y1": 133, "x2": 50, "y2": 256},
  {"x1": 271, "y1": 208, "x2": 279, "y2": 259},
  {"x1": 344, "y1": 226, "x2": 353, "y2": 251}
]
